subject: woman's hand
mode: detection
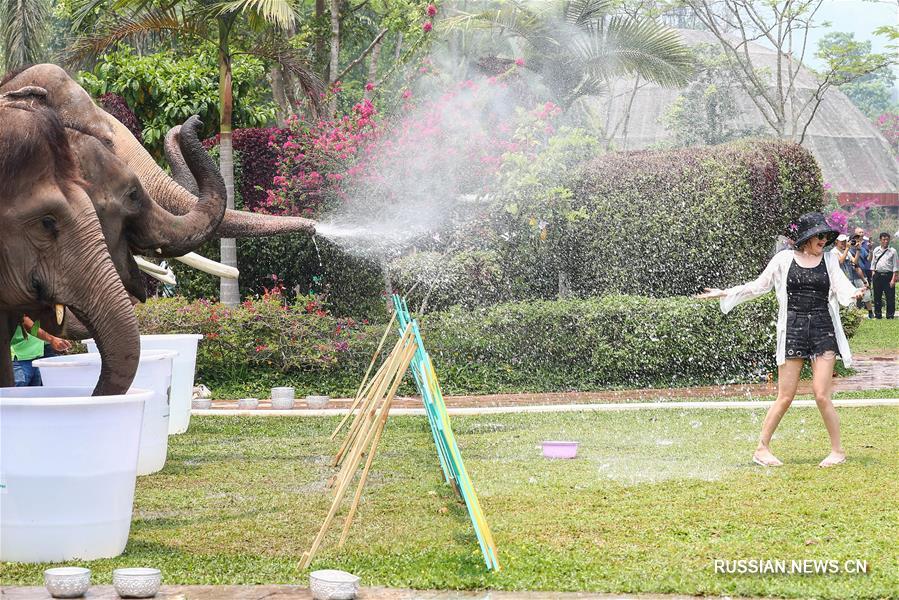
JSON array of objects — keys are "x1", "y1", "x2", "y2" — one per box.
[
  {"x1": 853, "y1": 285, "x2": 867, "y2": 300},
  {"x1": 694, "y1": 288, "x2": 727, "y2": 300}
]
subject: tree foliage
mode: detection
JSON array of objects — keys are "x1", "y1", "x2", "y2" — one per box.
[
  {"x1": 78, "y1": 46, "x2": 276, "y2": 155},
  {"x1": 661, "y1": 44, "x2": 766, "y2": 147},
  {"x1": 817, "y1": 32, "x2": 898, "y2": 119},
  {"x1": 0, "y1": 0, "x2": 51, "y2": 71},
  {"x1": 443, "y1": 0, "x2": 694, "y2": 108}
]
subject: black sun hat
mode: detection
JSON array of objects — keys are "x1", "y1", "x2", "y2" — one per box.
[{"x1": 790, "y1": 212, "x2": 839, "y2": 247}]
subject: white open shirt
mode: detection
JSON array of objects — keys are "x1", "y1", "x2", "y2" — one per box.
[{"x1": 719, "y1": 250, "x2": 858, "y2": 367}]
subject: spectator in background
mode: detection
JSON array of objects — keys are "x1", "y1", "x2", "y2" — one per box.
[
  {"x1": 831, "y1": 234, "x2": 854, "y2": 281},
  {"x1": 854, "y1": 227, "x2": 871, "y2": 273},
  {"x1": 870, "y1": 232, "x2": 898, "y2": 319},
  {"x1": 849, "y1": 233, "x2": 874, "y2": 318},
  {"x1": 9, "y1": 316, "x2": 72, "y2": 387}
]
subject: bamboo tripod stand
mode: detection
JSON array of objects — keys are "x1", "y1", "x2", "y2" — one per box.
[
  {"x1": 301, "y1": 297, "x2": 499, "y2": 572},
  {"x1": 300, "y1": 318, "x2": 415, "y2": 569}
]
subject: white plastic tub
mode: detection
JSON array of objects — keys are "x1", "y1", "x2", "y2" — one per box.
[
  {"x1": 35, "y1": 351, "x2": 176, "y2": 475},
  {"x1": 0, "y1": 386, "x2": 150, "y2": 563},
  {"x1": 87, "y1": 334, "x2": 201, "y2": 435}
]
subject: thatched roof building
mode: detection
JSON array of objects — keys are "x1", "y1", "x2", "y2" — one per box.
[{"x1": 592, "y1": 29, "x2": 897, "y2": 209}]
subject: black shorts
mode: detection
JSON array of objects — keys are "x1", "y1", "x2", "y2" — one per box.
[{"x1": 785, "y1": 310, "x2": 838, "y2": 360}]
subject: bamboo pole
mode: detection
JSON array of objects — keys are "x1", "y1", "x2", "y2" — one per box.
[
  {"x1": 333, "y1": 325, "x2": 412, "y2": 467},
  {"x1": 332, "y1": 334, "x2": 412, "y2": 491},
  {"x1": 337, "y1": 341, "x2": 417, "y2": 548},
  {"x1": 331, "y1": 311, "x2": 396, "y2": 440}
]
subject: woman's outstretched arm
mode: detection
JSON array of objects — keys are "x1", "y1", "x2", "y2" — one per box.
[{"x1": 694, "y1": 253, "x2": 782, "y2": 313}]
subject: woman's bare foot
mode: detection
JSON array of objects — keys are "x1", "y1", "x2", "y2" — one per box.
[
  {"x1": 752, "y1": 447, "x2": 783, "y2": 467},
  {"x1": 818, "y1": 451, "x2": 846, "y2": 468}
]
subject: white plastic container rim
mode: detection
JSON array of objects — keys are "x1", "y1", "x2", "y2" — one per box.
[
  {"x1": 0, "y1": 386, "x2": 152, "y2": 405},
  {"x1": 34, "y1": 350, "x2": 178, "y2": 369},
  {"x1": 85, "y1": 334, "x2": 203, "y2": 344}
]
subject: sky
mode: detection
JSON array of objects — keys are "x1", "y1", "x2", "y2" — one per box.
[{"x1": 803, "y1": 0, "x2": 898, "y2": 72}]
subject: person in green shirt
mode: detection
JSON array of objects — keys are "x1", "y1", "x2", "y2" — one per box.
[{"x1": 9, "y1": 316, "x2": 72, "y2": 387}]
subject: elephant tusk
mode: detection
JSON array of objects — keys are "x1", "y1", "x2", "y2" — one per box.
[
  {"x1": 55, "y1": 304, "x2": 65, "y2": 326},
  {"x1": 174, "y1": 252, "x2": 239, "y2": 280},
  {"x1": 135, "y1": 256, "x2": 177, "y2": 286}
]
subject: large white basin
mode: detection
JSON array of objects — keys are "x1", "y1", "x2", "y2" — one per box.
[
  {"x1": 0, "y1": 386, "x2": 150, "y2": 563},
  {"x1": 35, "y1": 351, "x2": 176, "y2": 475},
  {"x1": 87, "y1": 334, "x2": 202, "y2": 434}
]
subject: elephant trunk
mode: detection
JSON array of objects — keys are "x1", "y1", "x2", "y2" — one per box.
[
  {"x1": 164, "y1": 124, "x2": 199, "y2": 196},
  {"x1": 108, "y1": 112, "x2": 316, "y2": 238},
  {"x1": 127, "y1": 116, "x2": 227, "y2": 257},
  {"x1": 59, "y1": 220, "x2": 140, "y2": 396}
]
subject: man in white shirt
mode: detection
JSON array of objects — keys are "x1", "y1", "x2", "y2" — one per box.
[{"x1": 870, "y1": 232, "x2": 898, "y2": 319}]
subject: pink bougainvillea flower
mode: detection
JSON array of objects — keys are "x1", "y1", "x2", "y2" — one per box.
[
  {"x1": 365, "y1": 82, "x2": 374, "y2": 91},
  {"x1": 423, "y1": 21, "x2": 433, "y2": 32},
  {"x1": 402, "y1": 89, "x2": 413, "y2": 99},
  {"x1": 515, "y1": 57, "x2": 525, "y2": 66},
  {"x1": 789, "y1": 223, "x2": 799, "y2": 232},
  {"x1": 427, "y1": 3, "x2": 437, "y2": 16}
]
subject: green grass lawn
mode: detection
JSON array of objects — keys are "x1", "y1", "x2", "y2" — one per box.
[
  {"x1": 3, "y1": 408, "x2": 897, "y2": 599},
  {"x1": 849, "y1": 316, "x2": 899, "y2": 354}
]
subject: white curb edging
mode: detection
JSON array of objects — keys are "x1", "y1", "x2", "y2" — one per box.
[{"x1": 192, "y1": 397, "x2": 899, "y2": 417}]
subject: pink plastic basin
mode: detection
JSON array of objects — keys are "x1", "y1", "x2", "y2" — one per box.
[{"x1": 542, "y1": 441, "x2": 579, "y2": 459}]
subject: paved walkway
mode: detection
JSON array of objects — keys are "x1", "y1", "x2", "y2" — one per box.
[
  {"x1": 0, "y1": 586, "x2": 765, "y2": 599},
  {"x1": 197, "y1": 351, "x2": 898, "y2": 416}
]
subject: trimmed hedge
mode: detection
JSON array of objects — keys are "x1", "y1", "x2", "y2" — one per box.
[
  {"x1": 567, "y1": 139, "x2": 823, "y2": 296},
  {"x1": 136, "y1": 293, "x2": 860, "y2": 398},
  {"x1": 392, "y1": 139, "x2": 824, "y2": 311}
]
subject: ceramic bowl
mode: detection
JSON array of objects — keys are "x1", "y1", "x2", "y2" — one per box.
[
  {"x1": 271, "y1": 387, "x2": 295, "y2": 409},
  {"x1": 112, "y1": 567, "x2": 161, "y2": 598},
  {"x1": 191, "y1": 398, "x2": 212, "y2": 410},
  {"x1": 309, "y1": 569, "x2": 360, "y2": 600},
  {"x1": 44, "y1": 567, "x2": 91, "y2": 598},
  {"x1": 237, "y1": 397, "x2": 259, "y2": 410},
  {"x1": 305, "y1": 395, "x2": 330, "y2": 409},
  {"x1": 542, "y1": 440, "x2": 579, "y2": 459}
]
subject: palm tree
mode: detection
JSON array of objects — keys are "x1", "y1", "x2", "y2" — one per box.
[
  {"x1": 444, "y1": 0, "x2": 693, "y2": 108},
  {"x1": 69, "y1": 0, "x2": 322, "y2": 305},
  {"x1": 1, "y1": 0, "x2": 51, "y2": 71}
]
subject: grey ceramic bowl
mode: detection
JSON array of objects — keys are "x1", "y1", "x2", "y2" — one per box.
[
  {"x1": 309, "y1": 569, "x2": 360, "y2": 600},
  {"x1": 44, "y1": 567, "x2": 91, "y2": 599},
  {"x1": 112, "y1": 567, "x2": 161, "y2": 598},
  {"x1": 237, "y1": 397, "x2": 259, "y2": 410},
  {"x1": 305, "y1": 395, "x2": 330, "y2": 409}
]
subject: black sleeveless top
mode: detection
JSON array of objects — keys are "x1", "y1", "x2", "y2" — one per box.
[{"x1": 787, "y1": 258, "x2": 830, "y2": 314}]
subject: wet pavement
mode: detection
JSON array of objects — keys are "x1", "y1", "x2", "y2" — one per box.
[
  {"x1": 205, "y1": 351, "x2": 899, "y2": 412},
  {"x1": 0, "y1": 586, "x2": 766, "y2": 599}
]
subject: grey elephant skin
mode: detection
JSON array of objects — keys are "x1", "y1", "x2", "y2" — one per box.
[
  {"x1": 1, "y1": 64, "x2": 316, "y2": 238},
  {"x1": 0, "y1": 87, "x2": 227, "y2": 393},
  {"x1": 0, "y1": 92, "x2": 139, "y2": 394}
]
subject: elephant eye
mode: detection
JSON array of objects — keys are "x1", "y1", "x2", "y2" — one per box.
[{"x1": 41, "y1": 216, "x2": 58, "y2": 236}]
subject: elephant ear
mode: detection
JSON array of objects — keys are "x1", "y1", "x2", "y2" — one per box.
[{"x1": 1, "y1": 86, "x2": 48, "y2": 100}]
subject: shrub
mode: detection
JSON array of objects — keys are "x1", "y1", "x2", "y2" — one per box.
[
  {"x1": 137, "y1": 293, "x2": 859, "y2": 398},
  {"x1": 136, "y1": 294, "x2": 381, "y2": 397},
  {"x1": 391, "y1": 138, "x2": 823, "y2": 310},
  {"x1": 567, "y1": 139, "x2": 823, "y2": 298},
  {"x1": 98, "y1": 93, "x2": 142, "y2": 143},
  {"x1": 78, "y1": 45, "x2": 275, "y2": 156},
  {"x1": 203, "y1": 127, "x2": 282, "y2": 212}
]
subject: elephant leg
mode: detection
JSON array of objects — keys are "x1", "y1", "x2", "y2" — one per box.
[{"x1": 0, "y1": 312, "x2": 14, "y2": 387}]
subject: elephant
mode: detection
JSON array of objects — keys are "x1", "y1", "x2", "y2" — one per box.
[
  {"x1": 0, "y1": 64, "x2": 316, "y2": 237},
  {"x1": 0, "y1": 89, "x2": 139, "y2": 394},
  {"x1": 0, "y1": 84, "x2": 228, "y2": 392},
  {"x1": 66, "y1": 114, "x2": 227, "y2": 303}
]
